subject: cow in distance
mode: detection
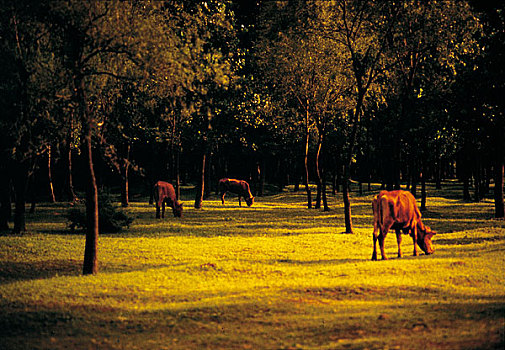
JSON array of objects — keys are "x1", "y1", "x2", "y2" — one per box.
[
  {"x1": 153, "y1": 181, "x2": 183, "y2": 218},
  {"x1": 218, "y1": 178, "x2": 254, "y2": 207}
]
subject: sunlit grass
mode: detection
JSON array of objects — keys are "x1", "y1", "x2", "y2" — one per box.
[{"x1": 0, "y1": 182, "x2": 504, "y2": 349}]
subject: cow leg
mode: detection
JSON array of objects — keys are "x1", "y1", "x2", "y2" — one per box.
[
  {"x1": 395, "y1": 229, "x2": 403, "y2": 258},
  {"x1": 161, "y1": 201, "x2": 166, "y2": 218},
  {"x1": 238, "y1": 196, "x2": 242, "y2": 206},
  {"x1": 371, "y1": 223, "x2": 379, "y2": 261},
  {"x1": 220, "y1": 192, "x2": 225, "y2": 205},
  {"x1": 411, "y1": 225, "x2": 419, "y2": 256},
  {"x1": 156, "y1": 204, "x2": 161, "y2": 219},
  {"x1": 378, "y1": 232, "x2": 388, "y2": 260},
  {"x1": 372, "y1": 231, "x2": 378, "y2": 261},
  {"x1": 379, "y1": 221, "x2": 393, "y2": 260}
]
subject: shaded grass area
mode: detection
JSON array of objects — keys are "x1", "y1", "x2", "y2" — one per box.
[{"x1": 0, "y1": 181, "x2": 504, "y2": 349}]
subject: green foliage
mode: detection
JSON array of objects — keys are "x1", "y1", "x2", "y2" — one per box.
[{"x1": 66, "y1": 191, "x2": 133, "y2": 234}]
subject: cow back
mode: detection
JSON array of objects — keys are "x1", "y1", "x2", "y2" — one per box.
[
  {"x1": 154, "y1": 181, "x2": 176, "y2": 203},
  {"x1": 219, "y1": 178, "x2": 252, "y2": 197}
]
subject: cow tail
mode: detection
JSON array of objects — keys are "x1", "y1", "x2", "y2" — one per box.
[
  {"x1": 378, "y1": 197, "x2": 384, "y2": 232},
  {"x1": 389, "y1": 200, "x2": 396, "y2": 223}
]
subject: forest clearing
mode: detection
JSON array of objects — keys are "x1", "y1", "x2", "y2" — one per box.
[{"x1": 0, "y1": 182, "x2": 504, "y2": 349}]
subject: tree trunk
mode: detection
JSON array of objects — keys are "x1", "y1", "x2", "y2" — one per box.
[
  {"x1": 474, "y1": 163, "x2": 481, "y2": 202},
  {"x1": 28, "y1": 173, "x2": 36, "y2": 214},
  {"x1": 343, "y1": 96, "x2": 363, "y2": 234},
  {"x1": 420, "y1": 171, "x2": 427, "y2": 211},
  {"x1": 204, "y1": 152, "x2": 211, "y2": 199},
  {"x1": 393, "y1": 146, "x2": 401, "y2": 190},
  {"x1": 0, "y1": 160, "x2": 10, "y2": 231},
  {"x1": 194, "y1": 152, "x2": 206, "y2": 209},
  {"x1": 463, "y1": 176, "x2": 471, "y2": 200},
  {"x1": 82, "y1": 130, "x2": 99, "y2": 275},
  {"x1": 77, "y1": 79, "x2": 99, "y2": 276},
  {"x1": 120, "y1": 143, "x2": 130, "y2": 207},
  {"x1": 12, "y1": 162, "x2": 28, "y2": 234},
  {"x1": 258, "y1": 159, "x2": 265, "y2": 196},
  {"x1": 303, "y1": 111, "x2": 312, "y2": 209},
  {"x1": 47, "y1": 146, "x2": 56, "y2": 203},
  {"x1": 322, "y1": 170, "x2": 329, "y2": 212},
  {"x1": 315, "y1": 134, "x2": 323, "y2": 209},
  {"x1": 343, "y1": 169, "x2": 352, "y2": 233},
  {"x1": 411, "y1": 176, "x2": 418, "y2": 198},
  {"x1": 494, "y1": 159, "x2": 504, "y2": 218},
  {"x1": 335, "y1": 166, "x2": 341, "y2": 194},
  {"x1": 435, "y1": 158, "x2": 442, "y2": 190},
  {"x1": 175, "y1": 146, "x2": 181, "y2": 200},
  {"x1": 66, "y1": 132, "x2": 77, "y2": 203},
  {"x1": 411, "y1": 160, "x2": 418, "y2": 198}
]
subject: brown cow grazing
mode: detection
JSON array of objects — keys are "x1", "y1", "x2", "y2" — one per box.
[
  {"x1": 372, "y1": 190, "x2": 435, "y2": 261},
  {"x1": 219, "y1": 178, "x2": 254, "y2": 207},
  {"x1": 153, "y1": 181, "x2": 183, "y2": 218}
]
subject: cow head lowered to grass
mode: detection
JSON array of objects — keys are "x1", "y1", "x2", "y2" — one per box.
[
  {"x1": 153, "y1": 181, "x2": 183, "y2": 218},
  {"x1": 371, "y1": 190, "x2": 436, "y2": 261},
  {"x1": 218, "y1": 178, "x2": 254, "y2": 207}
]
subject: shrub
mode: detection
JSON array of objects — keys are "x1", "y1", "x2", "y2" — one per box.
[{"x1": 67, "y1": 191, "x2": 133, "y2": 234}]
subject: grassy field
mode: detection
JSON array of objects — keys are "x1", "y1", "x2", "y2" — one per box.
[{"x1": 0, "y1": 181, "x2": 504, "y2": 349}]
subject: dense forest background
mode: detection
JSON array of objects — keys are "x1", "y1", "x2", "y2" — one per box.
[{"x1": 0, "y1": 1, "x2": 503, "y2": 274}]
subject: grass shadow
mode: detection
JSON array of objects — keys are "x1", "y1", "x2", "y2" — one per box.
[{"x1": 0, "y1": 259, "x2": 82, "y2": 283}]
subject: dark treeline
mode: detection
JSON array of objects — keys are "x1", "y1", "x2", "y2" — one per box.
[{"x1": 0, "y1": 0, "x2": 503, "y2": 274}]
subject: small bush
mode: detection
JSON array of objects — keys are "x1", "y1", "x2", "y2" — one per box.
[{"x1": 67, "y1": 191, "x2": 133, "y2": 234}]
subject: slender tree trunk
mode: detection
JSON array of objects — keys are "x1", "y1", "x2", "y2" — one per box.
[
  {"x1": 66, "y1": 129, "x2": 77, "y2": 204},
  {"x1": 204, "y1": 152, "x2": 211, "y2": 199},
  {"x1": 0, "y1": 159, "x2": 10, "y2": 231},
  {"x1": 322, "y1": 169, "x2": 329, "y2": 212},
  {"x1": 411, "y1": 175, "x2": 418, "y2": 198},
  {"x1": 294, "y1": 171, "x2": 300, "y2": 192},
  {"x1": 494, "y1": 159, "x2": 504, "y2": 218},
  {"x1": 120, "y1": 143, "x2": 130, "y2": 207},
  {"x1": 303, "y1": 110, "x2": 312, "y2": 209},
  {"x1": 343, "y1": 171, "x2": 352, "y2": 233},
  {"x1": 394, "y1": 148, "x2": 401, "y2": 190},
  {"x1": 195, "y1": 113, "x2": 211, "y2": 209},
  {"x1": 47, "y1": 146, "x2": 56, "y2": 203},
  {"x1": 29, "y1": 173, "x2": 36, "y2": 214},
  {"x1": 411, "y1": 159, "x2": 418, "y2": 198},
  {"x1": 420, "y1": 171, "x2": 427, "y2": 211},
  {"x1": 194, "y1": 152, "x2": 206, "y2": 209},
  {"x1": 77, "y1": 79, "x2": 99, "y2": 276},
  {"x1": 335, "y1": 166, "x2": 341, "y2": 194},
  {"x1": 149, "y1": 178, "x2": 154, "y2": 205},
  {"x1": 12, "y1": 162, "x2": 28, "y2": 234},
  {"x1": 259, "y1": 159, "x2": 266, "y2": 196},
  {"x1": 343, "y1": 168, "x2": 353, "y2": 233},
  {"x1": 463, "y1": 176, "x2": 471, "y2": 200},
  {"x1": 175, "y1": 145, "x2": 181, "y2": 200},
  {"x1": 82, "y1": 129, "x2": 99, "y2": 275},
  {"x1": 343, "y1": 94, "x2": 363, "y2": 234},
  {"x1": 435, "y1": 157, "x2": 442, "y2": 189},
  {"x1": 315, "y1": 134, "x2": 323, "y2": 209},
  {"x1": 0, "y1": 193, "x2": 9, "y2": 231},
  {"x1": 474, "y1": 163, "x2": 481, "y2": 202}
]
